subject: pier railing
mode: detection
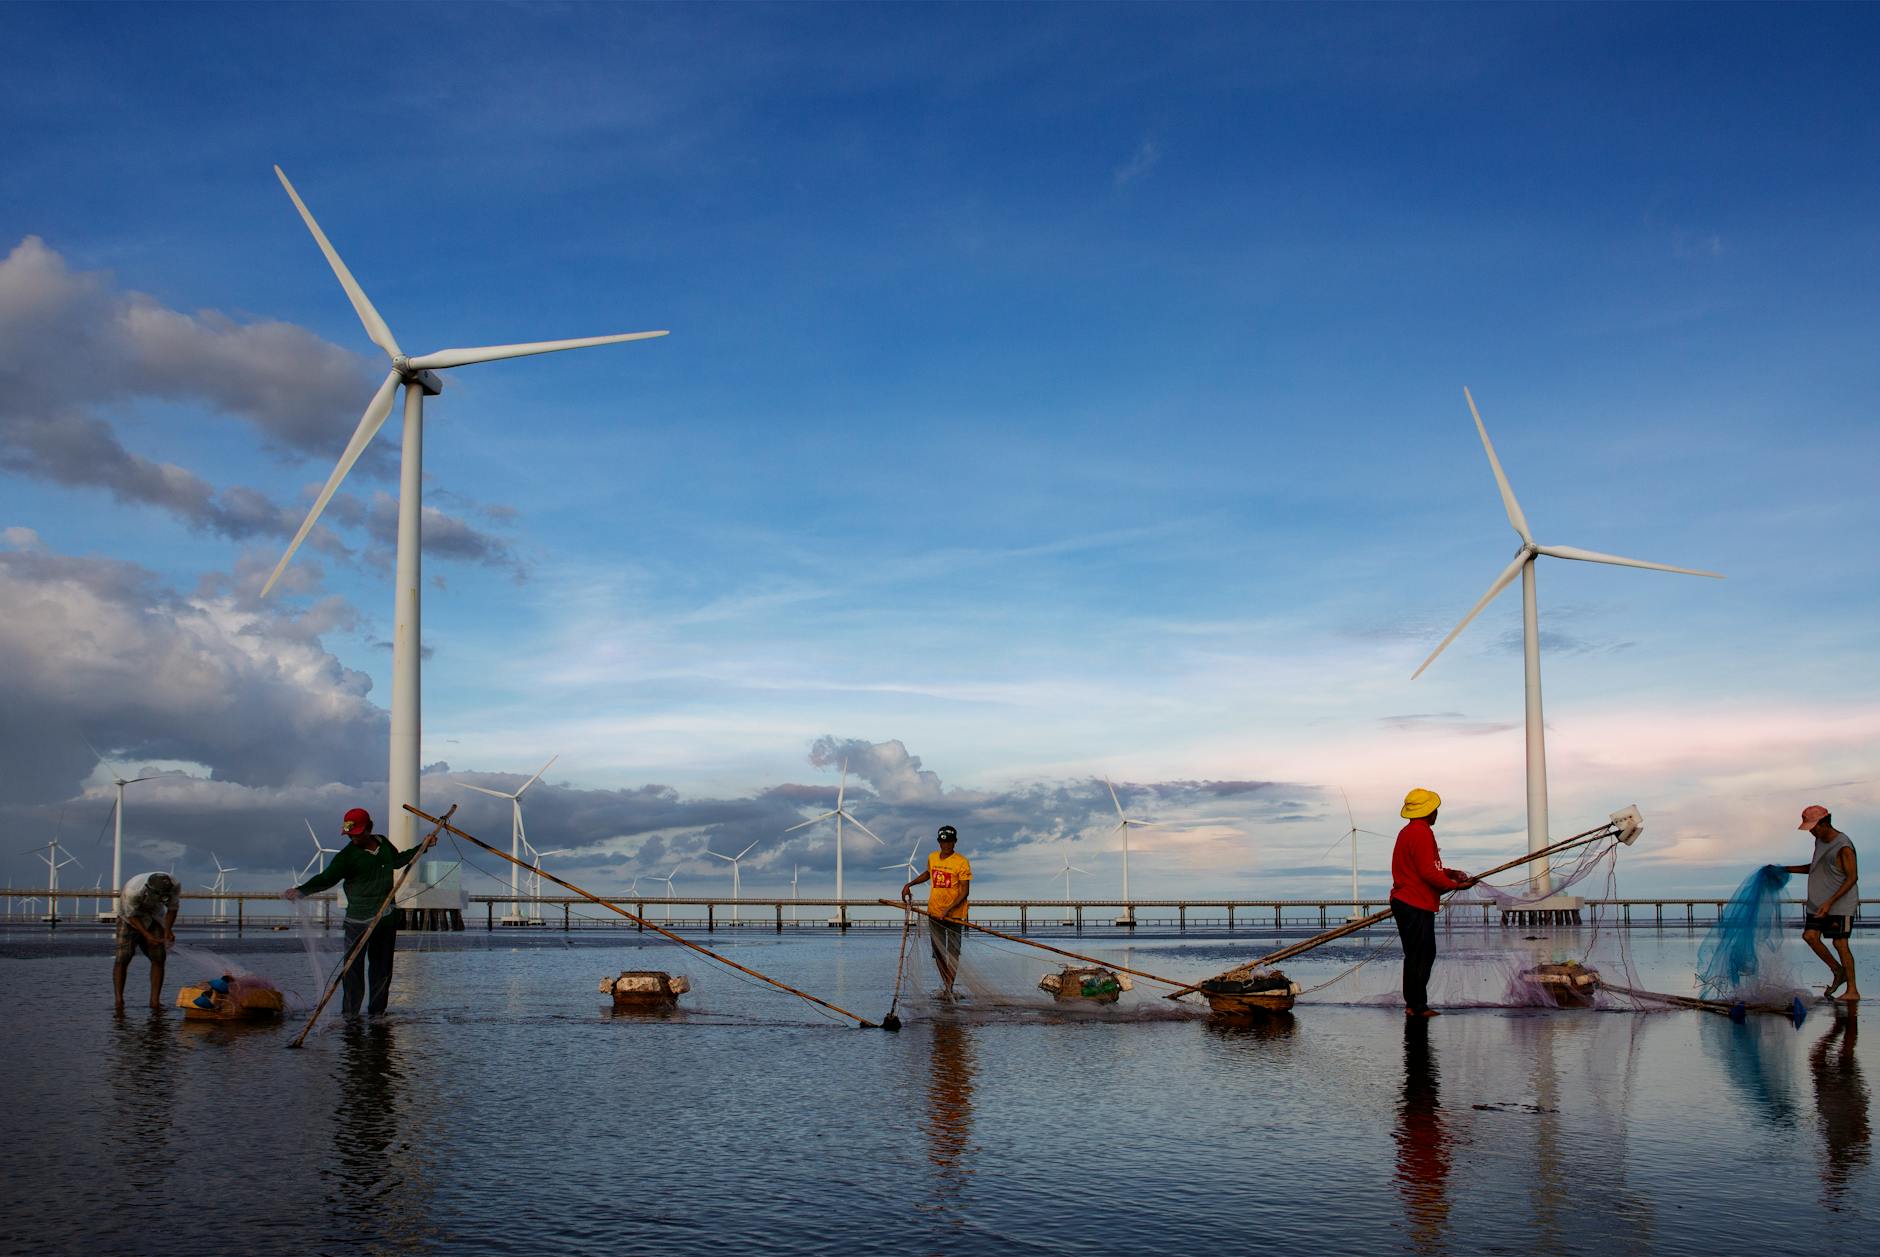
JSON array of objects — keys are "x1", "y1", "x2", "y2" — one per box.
[{"x1": 1, "y1": 889, "x2": 1871, "y2": 934}]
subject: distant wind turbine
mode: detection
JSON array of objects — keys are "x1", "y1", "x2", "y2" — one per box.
[
  {"x1": 35, "y1": 839, "x2": 78, "y2": 925},
  {"x1": 464, "y1": 754, "x2": 558, "y2": 926},
  {"x1": 1103, "y1": 776, "x2": 1164, "y2": 928},
  {"x1": 1320, "y1": 790, "x2": 1385, "y2": 922},
  {"x1": 523, "y1": 839, "x2": 569, "y2": 924},
  {"x1": 647, "y1": 864, "x2": 681, "y2": 924},
  {"x1": 709, "y1": 839, "x2": 761, "y2": 926},
  {"x1": 882, "y1": 840, "x2": 922, "y2": 884},
  {"x1": 784, "y1": 761, "x2": 886, "y2": 928},
  {"x1": 1413, "y1": 389, "x2": 1722, "y2": 892},
  {"x1": 83, "y1": 736, "x2": 160, "y2": 922},
  {"x1": 1057, "y1": 854, "x2": 1090, "y2": 900},
  {"x1": 207, "y1": 853, "x2": 237, "y2": 923},
  {"x1": 300, "y1": 819, "x2": 341, "y2": 881},
  {"x1": 257, "y1": 166, "x2": 667, "y2": 858}
]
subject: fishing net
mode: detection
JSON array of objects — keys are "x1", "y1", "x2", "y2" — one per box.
[{"x1": 1695, "y1": 864, "x2": 1794, "y2": 1000}]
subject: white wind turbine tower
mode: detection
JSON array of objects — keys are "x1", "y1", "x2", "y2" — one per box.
[
  {"x1": 784, "y1": 761, "x2": 886, "y2": 928},
  {"x1": 463, "y1": 755, "x2": 559, "y2": 926},
  {"x1": 790, "y1": 864, "x2": 800, "y2": 925},
  {"x1": 1103, "y1": 776, "x2": 1163, "y2": 927},
  {"x1": 708, "y1": 839, "x2": 761, "y2": 926},
  {"x1": 206, "y1": 853, "x2": 237, "y2": 923},
  {"x1": 36, "y1": 839, "x2": 78, "y2": 925},
  {"x1": 257, "y1": 167, "x2": 666, "y2": 859},
  {"x1": 1056, "y1": 854, "x2": 1089, "y2": 926},
  {"x1": 84, "y1": 739, "x2": 162, "y2": 922},
  {"x1": 1321, "y1": 789, "x2": 1385, "y2": 922},
  {"x1": 1414, "y1": 389, "x2": 1722, "y2": 895},
  {"x1": 523, "y1": 839, "x2": 569, "y2": 924}
]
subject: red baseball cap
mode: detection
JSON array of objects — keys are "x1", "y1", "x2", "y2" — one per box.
[
  {"x1": 343, "y1": 807, "x2": 373, "y2": 835},
  {"x1": 1799, "y1": 804, "x2": 1830, "y2": 831}
]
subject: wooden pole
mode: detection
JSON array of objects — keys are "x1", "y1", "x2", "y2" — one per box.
[
  {"x1": 880, "y1": 900, "x2": 1189, "y2": 988},
  {"x1": 288, "y1": 804, "x2": 456, "y2": 1048},
  {"x1": 406, "y1": 805, "x2": 880, "y2": 1029},
  {"x1": 1165, "y1": 819, "x2": 1624, "y2": 1000}
]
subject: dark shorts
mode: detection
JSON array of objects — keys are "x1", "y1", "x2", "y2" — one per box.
[
  {"x1": 114, "y1": 922, "x2": 166, "y2": 964},
  {"x1": 927, "y1": 917, "x2": 964, "y2": 961},
  {"x1": 1805, "y1": 913, "x2": 1852, "y2": 941}
]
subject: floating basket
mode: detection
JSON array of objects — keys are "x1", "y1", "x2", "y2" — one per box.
[
  {"x1": 600, "y1": 970, "x2": 691, "y2": 1008},
  {"x1": 1522, "y1": 961, "x2": 1601, "y2": 1009},
  {"x1": 1037, "y1": 965, "x2": 1133, "y2": 1003},
  {"x1": 1199, "y1": 969, "x2": 1300, "y2": 1015}
]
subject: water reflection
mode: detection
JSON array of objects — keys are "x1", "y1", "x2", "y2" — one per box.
[
  {"x1": 1394, "y1": 1019, "x2": 1452, "y2": 1253},
  {"x1": 109, "y1": 1010, "x2": 176, "y2": 1177},
  {"x1": 1203, "y1": 1010, "x2": 1298, "y2": 1042},
  {"x1": 1810, "y1": 1009, "x2": 1871, "y2": 1207},
  {"x1": 920, "y1": 1018, "x2": 977, "y2": 1228},
  {"x1": 325, "y1": 1021, "x2": 437, "y2": 1249},
  {"x1": 1703, "y1": 1015, "x2": 1802, "y2": 1127}
]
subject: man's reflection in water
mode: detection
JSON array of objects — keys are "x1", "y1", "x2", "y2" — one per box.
[
  {"x1": 920, "y1": 1019, "x2": 978, "y2": 1225},
  {"x1": 1394, "y1": 1018, "x2": 1452, "y2": 1254},
  {"x1": 1810, "y1": 1009, "x2": 1870, "y2": 1207},
  {"x1": 110, "y1": 1011, "x2": 176, "y2": 1180},
  {"x1": 326, "y1": 1021, "x2": 434, "y2": 1247}
]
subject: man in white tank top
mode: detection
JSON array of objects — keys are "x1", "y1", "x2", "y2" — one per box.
[{"x1": 1784, "y1": 805, "x2": 1860, "y2": 1002}]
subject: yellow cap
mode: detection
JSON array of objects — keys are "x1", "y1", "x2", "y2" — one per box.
[{"x1": 1400, "y1": 788, "x2": 1441, "y2": 819}]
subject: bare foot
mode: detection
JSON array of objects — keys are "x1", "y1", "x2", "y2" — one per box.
[
  {"x1": 1826, "y1": 968, "x2": 1849, "y2": 998},
  {"x1": 1419, "y1": 1008, "x2": 1443, "y2": 1018},
  {"x1": 1837, "y1": 990, "x2": 1861, "y2": 1003}
]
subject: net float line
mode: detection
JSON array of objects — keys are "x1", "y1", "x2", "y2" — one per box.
[
  {"x1": 289, "y1": 804, "x2": 458, "y2": 1048},
  {"x1": 879, "y1": 899, "x2": 1190, "y2": 989},
  {"x1": 1166, "y1": 813, "x2": 1638, "y2": 1001},
  {"x1": 406, "y1": 804, "x2": 880, "y2": 1029}
]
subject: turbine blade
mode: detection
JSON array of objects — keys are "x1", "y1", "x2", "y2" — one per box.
[
  {"x1": 515, "y1": 754, "x2": 560, "y2": 798},
  {"x1": 259, "y1": 370, "x2": 402, "y2": 598},
  {"x1": 1411, "y1": 551, "x2": 1528, "y2": 679},
  {"x1": 1534, "y1": 544, "x2": 1724, "y2": 579},
  {"x1": 274, "y1": 166, "x2": 403, "y2": 360},
  {"x1": 736, "y1": 839, "x2": 760, "y2": 860},
  {"x1": 462, "y1": 784, "x2": 515, "y2": 800},
  {"x1": 709, "y1": 852, "x2": 734, "y2": 862},
  {"x1": 1105, "y1": 775, "x2": 1125, "y2": 819},
  {"x1": 125, "y1": 775, "x2": 161, "y2": 785},
  {"x1": 843, "y1": 814, "x2": 888, "y2": 845},
  {"x1": 1465, "y1": 387, "x2": 1533, "y2": 545},
  {"x1": 405, "y1": 330, "x2": 667, "y2": 372},
  {"x1": 784, "y1": 811, "x2": 837, "y2": 833}
]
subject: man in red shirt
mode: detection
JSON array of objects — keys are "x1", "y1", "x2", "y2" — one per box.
[{"x1": 1391, "y1": 789, "x2": 1474, "y2": 1017}]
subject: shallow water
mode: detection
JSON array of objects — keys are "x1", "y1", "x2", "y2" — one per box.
[{"x1": 2, "y1": 926, "x2": 1871, "y2": 1254}]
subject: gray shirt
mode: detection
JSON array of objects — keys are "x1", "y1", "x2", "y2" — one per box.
[{"x1": 1806, "y1": 831, "x2": 1858, "y2": 917}]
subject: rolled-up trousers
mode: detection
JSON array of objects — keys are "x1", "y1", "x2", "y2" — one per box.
[
  {"x1": 342, "y1": 915, "x2": 398, "y2": 1016},
  {"x1": 1391, "y1": 898, "x2": 1437, "y2": 1014}
]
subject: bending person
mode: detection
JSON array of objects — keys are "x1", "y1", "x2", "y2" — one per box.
[
  {"x1": 1785, "y1": 804, "x2": 1860, "y2": 1002},
  {"x1": 902, "y1": 824, "x2": 972, "y2": 1000},
  {"x1": 284, "y1": 807, "x2": 435, "y2": 1016},
  {"x1": 1390, "y1": 789, "x2": 1473, "y2": 1018},
  {"x1": 113, "y1": 871, "x2": 180, "y2": 1012}
]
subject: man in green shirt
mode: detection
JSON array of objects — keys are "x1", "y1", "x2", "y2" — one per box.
[{"x1": 284, "y1": 807, "x2": 435, "y2": 1015}]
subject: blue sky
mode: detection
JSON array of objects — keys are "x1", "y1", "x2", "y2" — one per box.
[{"x1": 2, "y1": 2, "x2": 1876, "y2": 905}]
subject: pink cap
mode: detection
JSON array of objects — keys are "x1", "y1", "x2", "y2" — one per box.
[{"x1": 1799, "y1": 804, "x2": 1830, "y2": 830}]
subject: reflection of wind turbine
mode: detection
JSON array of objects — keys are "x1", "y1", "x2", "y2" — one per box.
[
  {"x1": 300, "y1": 819, "x2": 341, "y2": 880},
  {"x1": 1320, "y1": 789, "x2": 1387, "y2": 922},
  {"x1": 1414, "y1": 389, "x2": 1723, "y2": 892},
  {"x1": 784, "y1": 761, "x2": 885, "y2": 928},
  {"x1": 709, "y1": 839, "x2": 760, "y2": 926},
  {"x1": 257, "y1": 165, "x2": 667, "y2": 857},
  {"x1": 464, "y1": 755, "x2": 558, "y2": 926},
  {"x1": 1104, "y1": 776, "x2": 1158, "y2": 927}
]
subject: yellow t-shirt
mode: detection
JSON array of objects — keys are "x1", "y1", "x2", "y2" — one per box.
[{"x1": 926, "y1": 851, "x2": 972, "y2": 921}]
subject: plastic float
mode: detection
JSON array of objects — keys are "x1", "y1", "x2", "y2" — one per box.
[
  {"x1": 601, "y1": 970, "x2": 691, "y2": 1009},
  {"x1": 1198, "y1": 969, "x2": 1300, "y2": 1015},
  {"x1": 176, "y1": 975, "x2": 285, "y2": 1022},
  {"x1": 1037, "y1": 965, "x2": 1133, "y2": 1003},
  {"x1": 1523, "y1": 960, "x2": 1601, "y2": 1008}
]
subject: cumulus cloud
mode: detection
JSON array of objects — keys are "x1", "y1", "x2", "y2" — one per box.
[{"x1": 0, "y1": 236, "x2": 524, "y2": 582}]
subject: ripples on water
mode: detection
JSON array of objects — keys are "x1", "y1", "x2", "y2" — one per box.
[{"x1": 1, "y1": 928, "x2": 1872, "y2": 1254}]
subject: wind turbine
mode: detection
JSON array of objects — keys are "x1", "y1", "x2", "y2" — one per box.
[
  {"x1": 523, "y1": 839, "x2": 569, "y2": 924},
  {"x1": 790, "y1": 864, "x2": 800, "y2": 925},
  {"x1": 35, "y1": 839, "x2": 78, "y2": 925},
  {"x1": 784, "y1": 761, "x2": 885, "y2": 928},
  {"x1": 84, "y1": 739, "x2": 161, "y2": 921},
  {"x1": 882, "y1": 840, "x2": 922, "y2": 886},
  {"x1": 463, "y1": 754, "x2": 558, "y2": 926},
  {"x1": 1103, "y1": 776, "x2": 1161, "y2": 927},
  {"x1": 300, "y1": 819, "x2": 341, "y2": 881},
  {"x1": 1056, "y1": 854, "x2": 1089, "y2": 926},
  {"x1": 708, "y1": 839, "x2": 760, "y2": 926},
  {"x1": 1414, "y1": 388, "x2": 1722, "y2": 893},
  {"x1": 257, "y1": 167, "x2": 666, "y2": 858},
  {"x1": 646, "y1": 864, "x2": 681, "y2": 925},
  {"x1": 1320, "y1": 789, "x2": 1385, "y2": 922},
  {"x1": 206, "y1": 853, "x2": 237, "y2": 923}
]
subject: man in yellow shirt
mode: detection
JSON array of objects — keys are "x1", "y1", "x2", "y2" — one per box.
[{"x1": 901, "y1": 824, "x2": 971, "y2": 999}]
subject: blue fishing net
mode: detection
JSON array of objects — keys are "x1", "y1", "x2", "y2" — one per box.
[{"x1": 1696, "y1": 864, "x2": 1791, "y2": 998}]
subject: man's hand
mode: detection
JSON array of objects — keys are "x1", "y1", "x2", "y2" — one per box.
[
  {"x1": 423, "y1": 831, "x2": 438, "y2": 851},
  {"x1": 900, "y1": 884, "x2": 913, "y2": 905},
  {"x1": 283, "y1": 887, "x2": 303, "y2": 902},
  {"x1": 163, "y1": 928, "x2": 176, "y2": 946}
]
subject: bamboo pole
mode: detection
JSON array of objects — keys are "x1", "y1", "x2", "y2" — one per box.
[
  {"x1": 288, "y1": 804, "x2": 456, "y2": 1048},
  {"x1": 879, "y1": 900, "x2": 1190, "y2": 988},
  {"x1": 1603, "y1": 982, "x2": 1806, "y2": 1021},
  {"x1": 1165, "y1": 818, "x2": 1625, "y2": 1000},
  {"x1": 406, "y1": 805, "x2": 880, "y2": 1029}
]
